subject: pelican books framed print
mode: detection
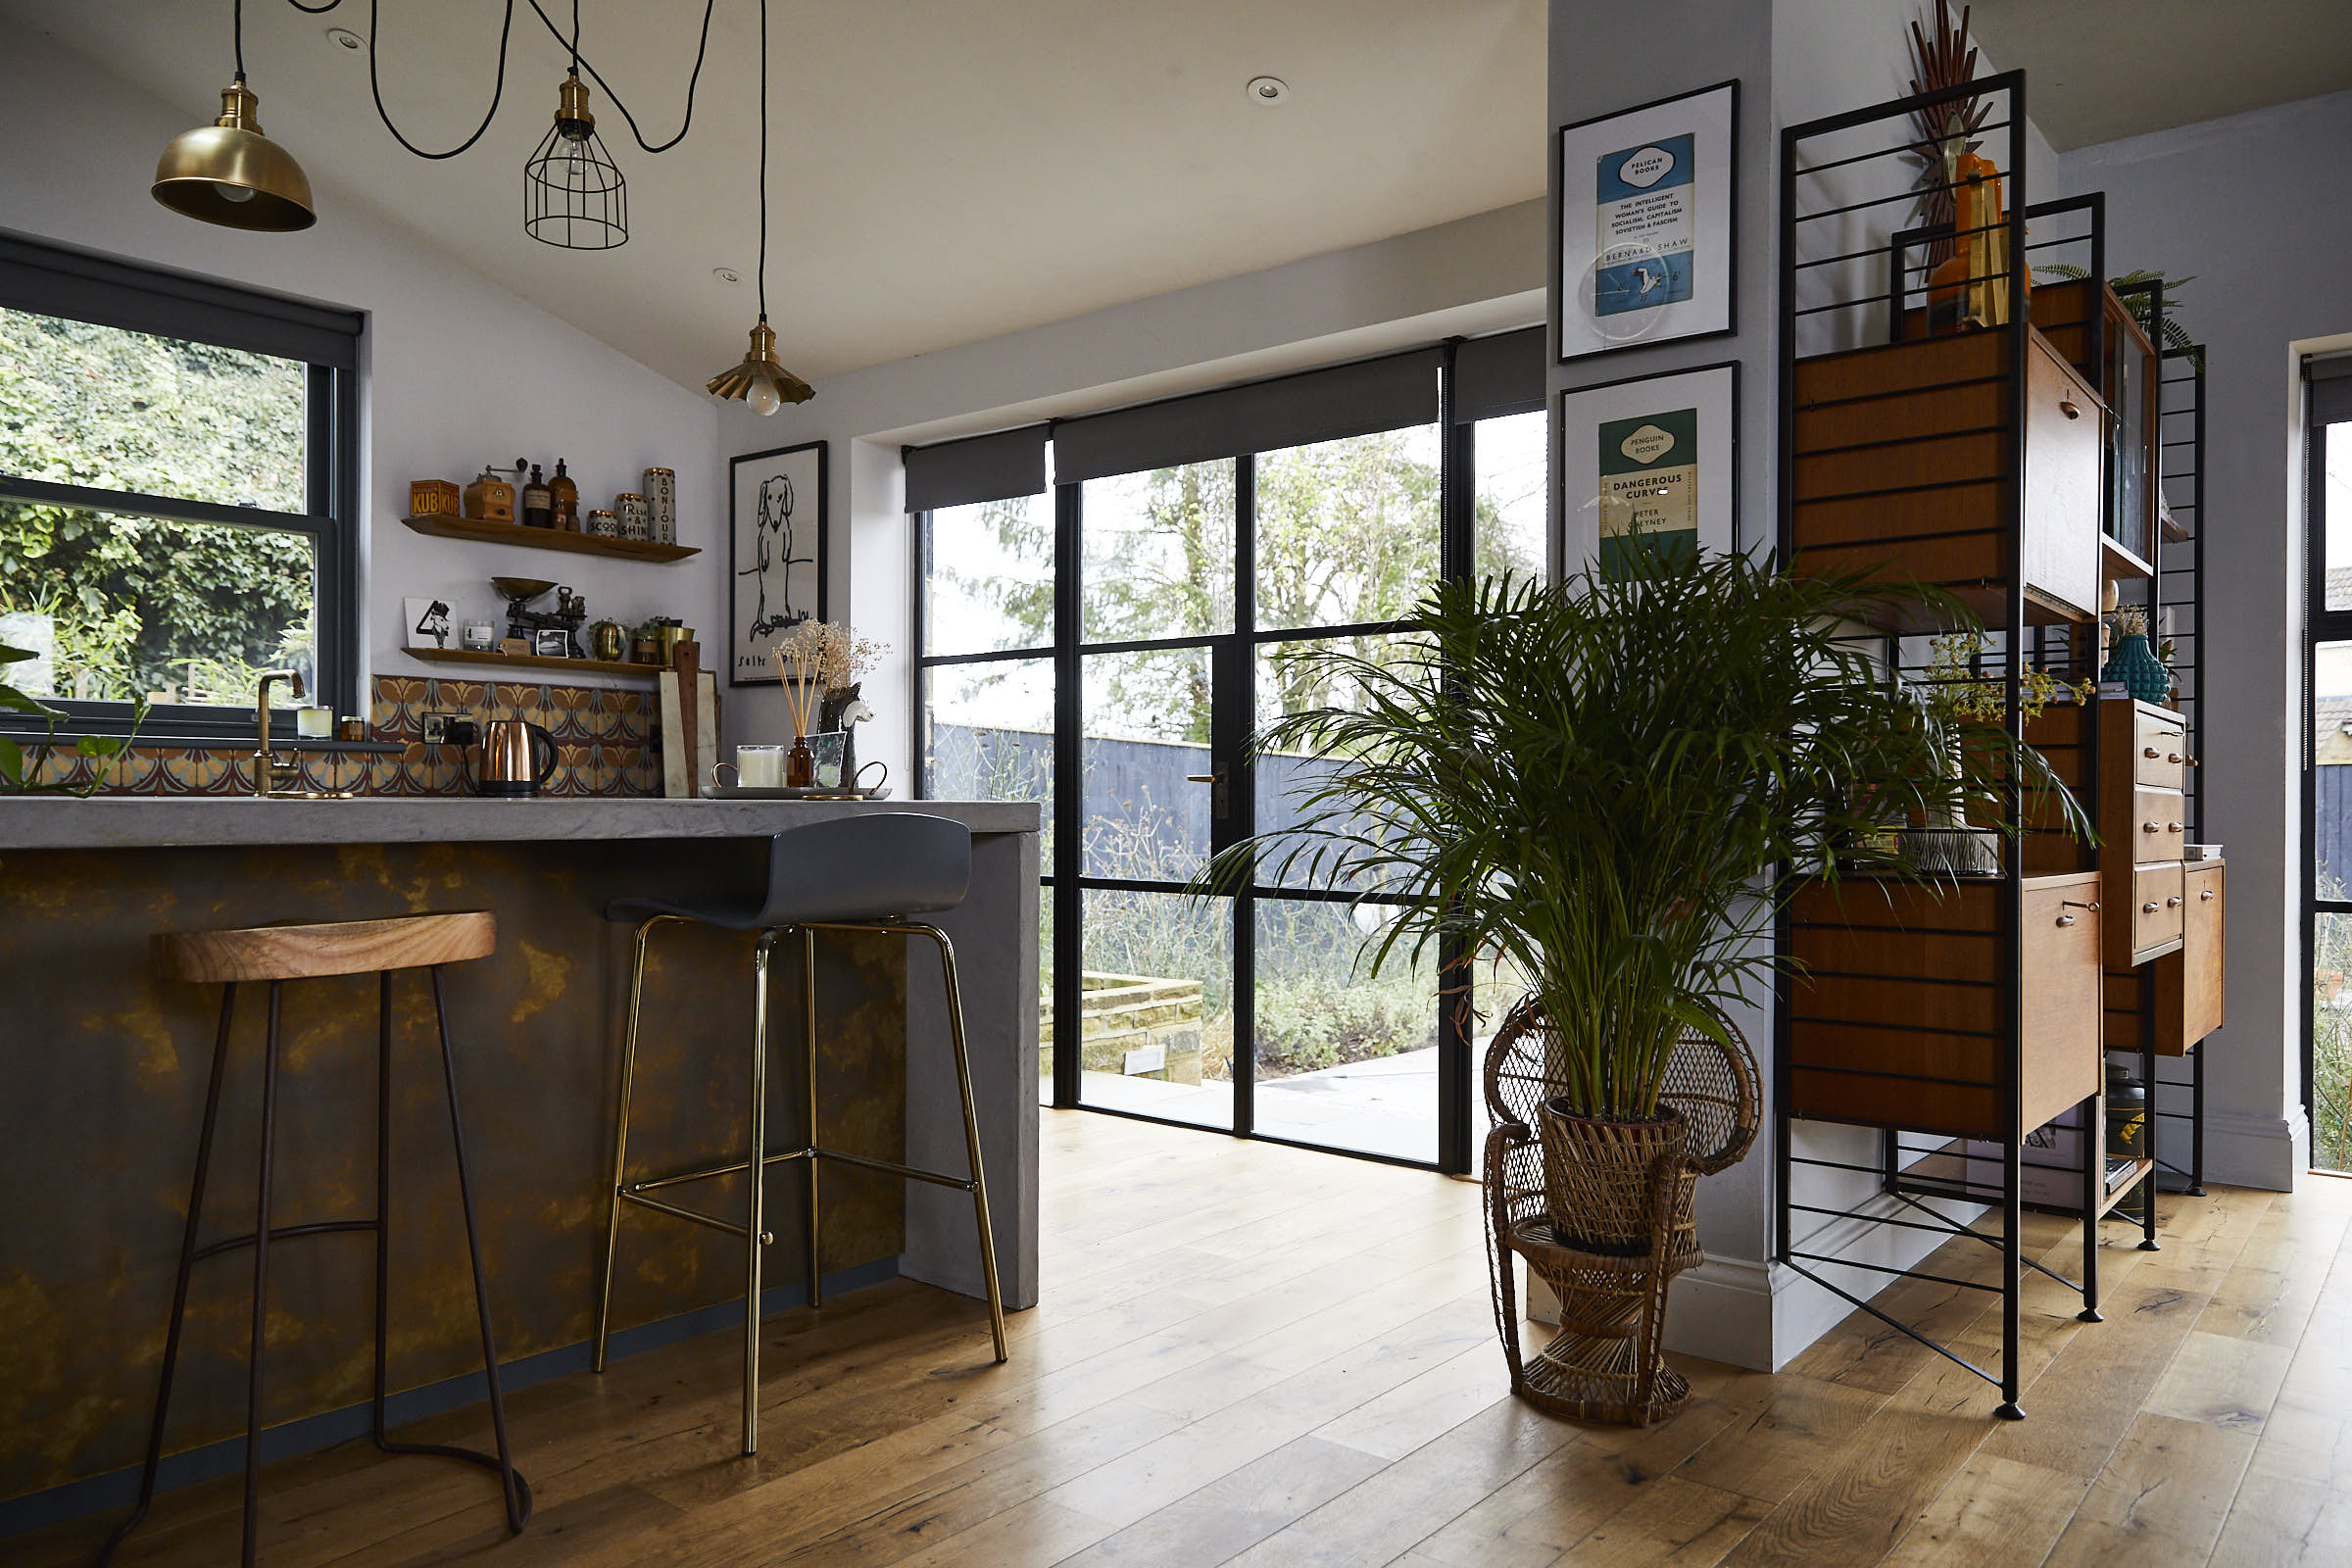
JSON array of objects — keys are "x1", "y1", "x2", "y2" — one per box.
[
  {"x1": 1560, "y1": 362, "x2": 1739, "y2": 574},
  {"x1": 1556, "y1": 80, "x2": 1737, "y2": 363},
  {"x1": 728, "y1": 439, "x2": 828, "y2": 686}
]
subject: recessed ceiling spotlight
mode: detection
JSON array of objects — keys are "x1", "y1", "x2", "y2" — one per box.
[
  {"x1": 324, "y1": 26, "x2": 363, "y2": 51},
  {"x1": 712, "y1": 266, "x2": 742, "y2": 284},
  {"x1": 1247, "y1": 75, "x2": 1289, "y2": 106}
]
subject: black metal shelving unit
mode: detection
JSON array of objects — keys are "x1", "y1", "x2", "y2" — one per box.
[{"x1": 1773, "y1": 72, "x2": 2115, "y2": 1421}]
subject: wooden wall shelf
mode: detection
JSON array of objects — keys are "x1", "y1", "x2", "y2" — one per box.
[
  {"x1": 404, "y1": 645, "x2": 662, "y2": 684},
  {"x1": 398, "y1": 513, "x2": 700, "y2": 564}
]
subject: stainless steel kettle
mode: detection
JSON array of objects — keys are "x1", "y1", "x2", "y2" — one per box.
[{"x1": 470, "y1": 718, "x2": 557, "y2": 798}]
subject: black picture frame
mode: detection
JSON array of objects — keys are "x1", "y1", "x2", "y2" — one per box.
[
  {"x1": 1557, "y1": 359, "x2": 1742, "y2": 569},
  {"x1": 727, "y1": 439, "x2": 829, "y2": 687},
  {"x1": 1554, "y1": 78, "x2": 1740, "y2": 365}
]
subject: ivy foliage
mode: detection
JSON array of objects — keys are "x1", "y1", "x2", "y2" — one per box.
[{"x1": 0, "y1": 308, "x2": 315, "y2": 701}]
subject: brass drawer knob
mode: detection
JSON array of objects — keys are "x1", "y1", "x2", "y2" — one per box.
[
  {"x1": 2168, "y1": 896, "x2": 2183, "y2": 907},
  {"x1": 2056, "y1": 913, "x2": 2076, "y2": 926},
  {"x1": 2168, "y1": 753, "x2": 2183, "y2": 764},
  {"x1": 2141, "y1": 901, "x2": 2160, "y2": 913},
  {"x1": 2200, "y1": 889, "x2": 2216, "y2": 901},
  {"x1": 2143, "y1": 746, "x2": 2161, "y2": 759},
  {"x1": 2143, "y1": 821, "x2": 2160, "y2": 834},
  {"x1": 2169, "y1": 822, "x2": 2183, "y2": 834},
  {"x1": 2060, "y1": 397, "x2": 2083, "y2": 419}
]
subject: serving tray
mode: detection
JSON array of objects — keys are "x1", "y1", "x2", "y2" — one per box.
[{"x1": 700, "y1": 784, "x2": 893, "y2": 801}]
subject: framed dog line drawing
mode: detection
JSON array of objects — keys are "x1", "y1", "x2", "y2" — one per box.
[{"x1": 728, "y1": 439, "x2": 828, "y2": 686}]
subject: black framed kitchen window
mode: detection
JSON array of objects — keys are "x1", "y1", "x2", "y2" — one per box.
[{"x1": 0, "y1": 233, "x2": 362, "y2": 737}]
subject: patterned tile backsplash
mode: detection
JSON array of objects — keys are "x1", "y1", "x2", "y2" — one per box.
[{"x1": 24, "y1": 675, "x2": 661, "y2": 797}]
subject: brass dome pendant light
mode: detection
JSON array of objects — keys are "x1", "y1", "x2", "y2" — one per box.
[
  {"x1": 151, "y1": 0, "x2": 316, "y2": 231},
  {"x1": 708, "y1": 0, "x2": 811, "y2": 414},
  {"x1": 523, "y1": 6, "x2": 626, "y2": 249}
]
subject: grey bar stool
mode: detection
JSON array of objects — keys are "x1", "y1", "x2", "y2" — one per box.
[{"x1": 592, "y1": 813, "x2": 1007, "y2": 1455}]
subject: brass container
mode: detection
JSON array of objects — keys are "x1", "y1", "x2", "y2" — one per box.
[
  {"x1": 590, "y1": 619, "x2": 625, "y2": 662},
  {"x1": 656, "y1": 624, "x2": 692, "y2": 664},
  {"x1": 630, "y1": 634, "x2": 663, "y2": 665}
]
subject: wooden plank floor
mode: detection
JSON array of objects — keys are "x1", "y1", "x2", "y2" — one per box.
[{"x1": 18, "y1": 1110, "x2": 2352, "y2": 1567}]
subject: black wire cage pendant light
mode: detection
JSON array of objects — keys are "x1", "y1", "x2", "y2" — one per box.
[
  {"x1": 523, "y1": 66, "x2": 626, "y2": 249},
  {"x1": 708, "y1": 0, "x2": 811, "y2": 412}
]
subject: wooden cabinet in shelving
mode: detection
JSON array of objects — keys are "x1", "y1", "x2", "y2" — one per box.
[
  {"x1": 1789, "y1": 323, "x2": 2105, "y2": 631},
  {"x1": 2106, "y1": 858, "x2": 2226, "y2": 1055},
  {"x1": 2032, "y1": 278, "x2": 2162, "y2": 572},
  {"x1": 1787, "y1": 871, "x2": 2102, "y2": 1140}
]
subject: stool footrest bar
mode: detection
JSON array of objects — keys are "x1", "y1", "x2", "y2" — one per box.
[
  {"x1": 619, "y1": 1188, "x2": 767, "y2": 1241},
  {"x1": 628, "y1": 1148, "x2": 816, "y2": 1194},
  {"x1": 190, "y1": 1218, "x2": 377, "y2": 1263},
  {"x1": 813, "y1": 1146, "x2": 978, "y2": 1191}
]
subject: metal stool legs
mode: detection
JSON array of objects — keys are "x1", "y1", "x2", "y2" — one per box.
[
  {"x1": 98, "y1": 969, "x2": 529, "y2": 1567},
  {"x1": 594, "y1": 916, "x2": 1008, "y2": 1460}
]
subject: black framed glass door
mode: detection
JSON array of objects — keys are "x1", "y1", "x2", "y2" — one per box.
[{"x1": 920, "y1": 331, "x2": 1550, "y2": 1172}]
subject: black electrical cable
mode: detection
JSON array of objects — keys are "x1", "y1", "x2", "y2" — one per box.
[
  {"x1": 756, "y1": 0, "x2": 766, "y2": 321},
  {"x1": 274, "y1": 0, "x2": 716, "y2": 160},
  {"x1": 363, "y1": 0, "x2": 515, "y2": 160},
  {"x1": 522, "y1": 0, "x2": 716, "y2": 154}
]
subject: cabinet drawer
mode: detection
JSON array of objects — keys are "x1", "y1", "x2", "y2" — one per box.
[
  {"x1": 2021, "y1": 878, "x2": 2103, "y2": 1130},
  {"x1": 2133, "y1": 711, "x2": 2186, "y2": 790},
  {"x1": 2132, "y1": 862, "x2": 2185, "y2": 957},
  {"x1": 2130, "y1": 788, "x2": 2187, "y2": 863}
]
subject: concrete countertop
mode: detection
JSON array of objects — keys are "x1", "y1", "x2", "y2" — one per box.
[{"x1": 0, "y1": 795, "x2": 1042, "y2": 850}]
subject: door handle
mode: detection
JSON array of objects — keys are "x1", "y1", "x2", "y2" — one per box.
[{"x1": 1187, "y1": 771, "x2": 1229, "y2": 819}]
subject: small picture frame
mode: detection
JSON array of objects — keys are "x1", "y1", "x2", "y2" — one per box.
[
  {"x1": 403, "y1": 595, "x2": 453, "y2": 650},
  {"x1": 1556, "y1": 79, "x2": 1738, "y2": 363},
  {"x1": 533, "y1": 628, "x2": 570, "y2": 659},
  {"x1": 1559, "y1": 362, "x2": 1740, "y2": 575}
]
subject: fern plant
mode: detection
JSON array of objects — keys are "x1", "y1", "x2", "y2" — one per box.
[{"x1": 1197, "y1": 558, "x2": 2088, "y2": 1122}]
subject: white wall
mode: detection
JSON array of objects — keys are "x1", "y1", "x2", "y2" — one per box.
[
  {"x1": 2053, "y1": 88, "x2": 2352, "y2": 1189},
  {"x1": 0, "y1": 20, "x2": 726, "y2": 705},
  {"x1": 714, "y1": 198, "x2": 1547, "y2": 782}
]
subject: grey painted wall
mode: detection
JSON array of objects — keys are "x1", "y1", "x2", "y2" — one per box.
[{"x1": 2054, "y1": 88, "x2": 2352, "y2": 1189}]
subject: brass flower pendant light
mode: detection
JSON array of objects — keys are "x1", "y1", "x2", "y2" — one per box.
[
  {"x1": 151, "y1": 0, "x2": 316, "y2": 231},
  {"x1": 709, "y1": 0, "x2": 811, "y2": 414}
]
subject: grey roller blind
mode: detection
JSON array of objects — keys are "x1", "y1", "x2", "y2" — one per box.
[
  {"x1": 1450, "y1": 327, "x2": 1545, "y2": 423},
  {"x1": 0, "y1": 232, "x2": 362, "y2": 369},
  {"x1": 1054, "y1": 347, "x2": 1445, "y2": 484},
  {"x1": 2312, "y1": 354, "x2": 2352, "y2": 425},
  {"x1": 903, "y1": 422, "x2": 1051, "y2": 514}
]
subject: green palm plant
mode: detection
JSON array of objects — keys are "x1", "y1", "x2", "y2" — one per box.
[{"x1": 1199, "y1": 555, "x2": 2087, "y2": 1123}]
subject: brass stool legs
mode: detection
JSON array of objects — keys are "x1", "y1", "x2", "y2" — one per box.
[
  {"x1": 99, "y1": 968, "x2": 531, "y2": 1567},
  {"x1": 593, "y1": 916, "x2": 1009, "y2": 1457}
]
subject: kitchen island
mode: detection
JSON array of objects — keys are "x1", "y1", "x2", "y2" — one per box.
[{"x1": 0, "y1": 796, "x2": 1039, "y2": 1513}]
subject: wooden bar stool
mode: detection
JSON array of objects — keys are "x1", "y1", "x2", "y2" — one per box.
[
  {"x1": 591, "y1": 813, "x2": 1007, "y2": 1457},
  {"x1": 100, "y1": 912, "x2": 532, "y2": 1567}
]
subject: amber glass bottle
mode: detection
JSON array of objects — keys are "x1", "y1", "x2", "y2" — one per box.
[
  {"x1": 521, "y1": 463, "x2": 553, "y2": 528},
  {"x1": 550, "y1": 458, "x2": 579, "y2": 530}
]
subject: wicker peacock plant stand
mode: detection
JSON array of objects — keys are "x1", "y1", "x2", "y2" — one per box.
[{"x1": 1482, "y1": 999, "x2": 1760, "y2": 1426}]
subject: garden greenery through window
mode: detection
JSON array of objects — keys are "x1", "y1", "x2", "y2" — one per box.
[{"x1": 0, "y1": 245, "x2": 358, "y2": 732}]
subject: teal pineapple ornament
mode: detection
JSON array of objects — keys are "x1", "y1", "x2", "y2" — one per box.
[{"x1": 2100, "y1": 606, "x2": 2173, "y2": 705}]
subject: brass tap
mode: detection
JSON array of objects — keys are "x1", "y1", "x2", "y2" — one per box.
[{"x1": 253, "y1": 668, "x2": 306, "y2": 797}]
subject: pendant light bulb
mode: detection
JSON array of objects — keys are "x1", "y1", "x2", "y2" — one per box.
[
  {"x1": 152, "y1": 78, "x2": 316, "y2": 232},
  {"x1": 707, "y1": 318, "x2": 812, "y2": 413}
]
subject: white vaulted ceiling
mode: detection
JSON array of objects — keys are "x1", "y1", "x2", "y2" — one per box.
[{"x1": 0, "y1": 0, "x2": 1546, "y2": 392}]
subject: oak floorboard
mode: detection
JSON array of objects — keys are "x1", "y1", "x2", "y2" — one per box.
[{"x1": 15, "y1": 1113, "x2": 2344, "y2": 1568}]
